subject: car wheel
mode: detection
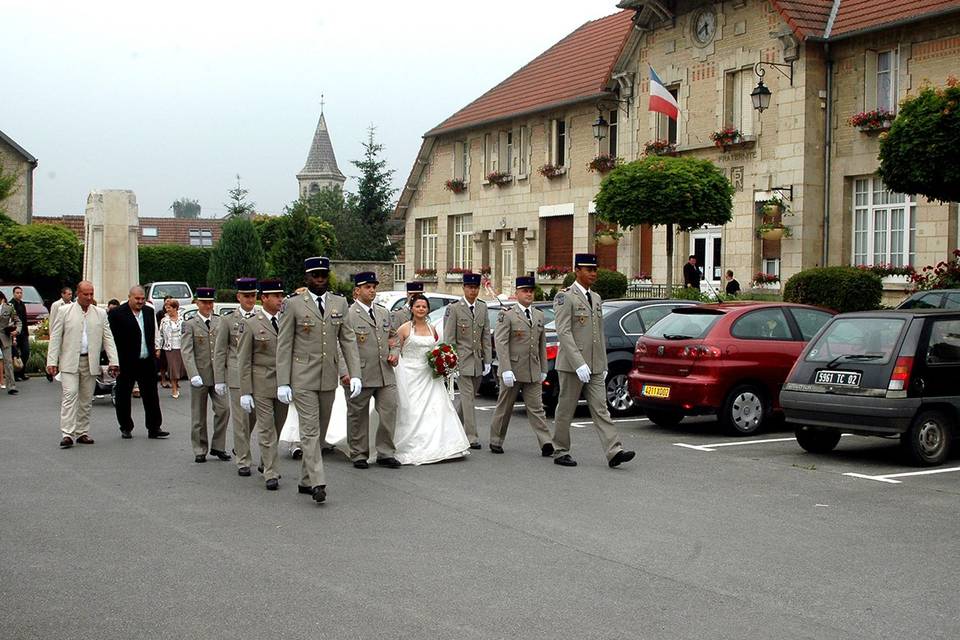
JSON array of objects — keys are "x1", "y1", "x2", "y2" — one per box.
[
  {"x1": 644, "y1": 408, "x2": 683, "y2": 427},
  {"x1": 795, "y1": 426, "x2": 842, "y2": 454},
  {"x1": 605, "y1": 369, "x2": 635, "y2": 416},
  {"x1": 901, "y1": 409, "x2": 952, "y2": 466},
  {"x1": 720, "y1": 384, "x2": 766, "y2": 435}
]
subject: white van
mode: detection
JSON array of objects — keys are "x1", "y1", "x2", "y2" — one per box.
[{"x1": 144, "y1": 282, "x2": 194, "y2": 309}]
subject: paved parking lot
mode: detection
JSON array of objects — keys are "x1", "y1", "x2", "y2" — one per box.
[{"x1": 2, "y1": 380, "x2": 957, "y2": 639}]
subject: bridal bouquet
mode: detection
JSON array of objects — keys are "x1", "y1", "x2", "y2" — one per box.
[{"x1": 428, "y1": 343, "x2": 459, "y2": 379}]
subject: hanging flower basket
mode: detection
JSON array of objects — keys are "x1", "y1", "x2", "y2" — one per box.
[
  {"x1": 752, "y1": 272, "x2": 781, "y2": 289},
  {"x1": 757, "y1": 221, "x2": 790, "y2": 241},
  {"x1": 538, "y1": 164, "x2": 565, "y2": 180},
  {"x1": 643, "y1": 140, "x2": 677, "y2": 156},
  {"x1": 595, "y1": 229, "x2": 623, "y2": 246},
  {"x1": 444, "y1": 178, "x2": 467, "y2": 194},
  {"x1": 849, "y1": 109, "x2": 895, "y2": 133},
  {"x1": 587, "y1": 154, "x2": 620, "y2": 173},
  {"x1": 756, "y1": 196, "x2": 790, "y2": 217},
  {"x1": 485, "y1": 171, "x2": 512, "y2": 186},
  {"x1": 710, "y1": 127, "x2": 741, "y2": 151}
]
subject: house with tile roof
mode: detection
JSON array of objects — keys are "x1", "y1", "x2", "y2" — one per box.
[{"x1": 0, "y1": 129, "x2": 38, "y2": 224}]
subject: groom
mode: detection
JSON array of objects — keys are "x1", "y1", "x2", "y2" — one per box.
[{"x1": 345, "y1": 272, "x2": 401, "y2": 469}]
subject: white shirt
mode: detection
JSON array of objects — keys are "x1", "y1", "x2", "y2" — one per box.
[
  {"x1": 462, "y1": 297, "x2": 478, "y2": 316},
  {"x1": 79, "y1": 305, "x2": 90, "y2": 355},
  {"x1": 313, "y1": 292, "x2": 327, "y2": 311},
  {"x1": 573, "y1": 281, "x2": 593, "y2": 303},
  {"x1": 133, "y1": 309, "x2": 149, "y2": 359},
  {"x1": 239, "y1": 306, "x2": 256, "y2": 319},
  {"x1": 516, "y1": 302, "x2": 532, "y2": 324}
]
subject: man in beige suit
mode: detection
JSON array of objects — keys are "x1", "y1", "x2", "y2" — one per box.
[
  {"x1": 442, "y1": 272, "x2": 491, "y2": 449},
  {"x1": 345, "y1": 272, "x2": 401, "y2": 469},
  {"x1": 181, "y1": 287, "x2": 231, "y2": 463},
  {"x1": 48, "y1": 286, "x2": 74, "y2": 329},
  {"x1": 276, "y1": 257, "x2": 362, "y2": 504},
  {"x1": 489, "y1": 276, "x2": 554, "y2": 456},
  {"x1": 215, "y1": 277, "x2": 258, "y2": 477},
  {"x1": 552, "y1": 254, "x2": 635, "y2": 469},
  {"x1": 45, "y1": 281, "x2": 119, "y2": 448},
  {"x1": 238, "y1": 279, "x2": 287, "y2": 491},
  {"x1": 389, "y1": 281, "x2": 424, "y2": 330}
]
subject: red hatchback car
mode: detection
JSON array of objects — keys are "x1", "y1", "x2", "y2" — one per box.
[{"x1": 628, "y1": 302, "x2": 835, "y2": 434}]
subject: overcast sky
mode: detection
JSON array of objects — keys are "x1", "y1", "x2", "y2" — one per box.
[{"x1": 3, "y1": 0, "x2": 621, "y2": 218}]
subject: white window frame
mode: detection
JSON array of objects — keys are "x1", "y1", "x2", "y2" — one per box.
[
  {"x1": 606, "y1": 109, "x2": 618, "y2": 156},
  {"x1": 852, "y1": 176, "x2": 915, "y2": 268},
  {"x1": 876, "y1": 49, "x2": 899, "y2": 114},
  {"x1": 762, "y1": 258, "x2": 780, "y2": 278},
  {"x1": 453, "y1": 140, "x2": 469, "y2": 181},
  {"x1": 451, "y1": 214, "x2": 473, "y2": 269},
  {"x1": 393, "y1": 262, "x2": 406, "y2": 283},
  {"x1": 419, "y1": 218, "x2": 438, "y2": 270},
  {"x1": 517, "y1": 126, "x2": 529, "y2": 177},
  {"x1": 656, "y1": 86, "x2": 679, "y2": 144},
  {"x1": 724, "y1": 68, "x2": 754, "y2": 136},
  {"x1": 550, "y1": 119, "x2": 567, "y2": 167},
  {"x1": 141, "y1": 227, "x2": 158, "y2": 237},
  {"x1": 189, "y1": 229, "x2": 201, "y2": 246},
  {"x1": 483, "y1": 133, "x2": 492, "y2": 175},
  {"x1": 498, "y1": 131, "x2": 513, "y2": 175}
]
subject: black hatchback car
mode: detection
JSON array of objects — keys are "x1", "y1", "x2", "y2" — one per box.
[{"x1": 780, "y1": 309, "x2": 960, "y2": 466}]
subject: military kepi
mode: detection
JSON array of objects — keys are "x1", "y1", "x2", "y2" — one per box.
[
  {"x1": 235, "y1": 277, "x2": 258, "y2": 293},
  {"x1": 574, "y1": 253, "x2": 598, "y2": 268},
  {"x1": 304, "y1": 256, "x2": 330, "y2": 273},
  {"x1": 515, "y1": 276, "x2": 536, "y2": 290},
  {"x1": 195, "y1": 287, "x2": 216, "y2": 301},
  {"x1": 463, "y1": 273, "x2": 482, "y2": 286},
  {"x1": 353, "y1": 271, "x2": 379, "y2": 287},
  {"x1": 259, "y1": 279, "x2": 283, "y2": 294},
  {"x1": 406, "y1": 281, "x2": 424, "y2": 293}
]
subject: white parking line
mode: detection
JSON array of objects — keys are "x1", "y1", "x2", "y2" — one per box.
[
  {"x1": 673, "y1": 437, "x2": 796, "y2": 452},
  {"x1": 573, "y1": 417, "x2": 649, "y2": 428},
  {"x1": 843, "y1": 466, "x2": 960, "y2": 484},
  {"x1": 476, "y1": 403, "x2": 525, "y2": 412}
]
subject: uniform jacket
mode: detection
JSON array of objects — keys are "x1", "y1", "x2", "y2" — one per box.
[
  {"x1": 0, "y1": 302, "x2": 23, "y2": 348},
  {"x1": 180, "y1": 313, "x2": 224, "y2": 385},
  {"x1": 390, "y1": 305, "x2": 412, "y2": 331},
  {"x1": 276, "y1": 291, "x2": 360, "y2": 392},
  {"x1": 238, "y1": 309, "x2": 281, "y2": 398},
  {"x1": 442, "y1": 298, "x2": 491, "y2": 377},
  {"x1": 108, "y1": 303, "x2": 158, "y2": 371},
  {"x1": 46, "y1": 302, "x2": 118, "y2": 374},
  {"x1": 494, "y1": 304, "x2": 547, "y2": 383},
  {"x1": 215, "y1": 308, "x2": 256, "y2": 388},
  {"x1": 345, "y1": 301, "x2": 398, "y2": 388},
  {"x1": 553, "y1": 285, "x2": 606, "y2": 373}
]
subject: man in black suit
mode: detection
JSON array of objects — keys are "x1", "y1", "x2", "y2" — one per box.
[
  {"x1": 683, "y1": 255, "x2": 701, "y2": 289},
  {"x1": 107, "y1": 285, "x2": 169, "y2": 439}
]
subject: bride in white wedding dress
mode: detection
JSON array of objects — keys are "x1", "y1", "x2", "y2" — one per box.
[{"x1": 393, "y1": 294, "x2": 470, "y2": 465}]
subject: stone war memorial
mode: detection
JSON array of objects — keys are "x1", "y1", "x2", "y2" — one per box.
[{"x1": 82, "y1": 189, "x2": 140, "y2": 304}]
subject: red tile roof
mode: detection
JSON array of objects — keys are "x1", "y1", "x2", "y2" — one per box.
[
  {"x1": 772, "y1": 0, "x2": 960, "y2": 39},
  {"x1": 425, "y1": 10, "x2": 635, "y2": 137},
  {"x1": 771, "y1": 1, "x2": 834, "y2": 39},
  {"x1": 35, "y1": 215, "x2": 227, "y2": 246}
]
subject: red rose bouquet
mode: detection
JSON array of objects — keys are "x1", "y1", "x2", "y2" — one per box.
[{"x1": 427, "y1": 343, "x2": 459, "y2": 379}]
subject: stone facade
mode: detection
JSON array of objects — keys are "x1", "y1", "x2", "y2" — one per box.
[{"x1": 0, "y1": 130, "x2": 37, "y2": 225}]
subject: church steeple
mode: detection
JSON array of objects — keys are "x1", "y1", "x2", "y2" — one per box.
[{"x1": 297, "y1": 98, "x2": 346, "y2": 198}]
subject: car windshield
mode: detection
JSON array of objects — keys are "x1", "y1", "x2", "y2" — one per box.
[
  {"x1": 428, "y1": 307, "x2": 445, "y2": 324},
  {"x1": 153, "y1": 283, "x2": 191, "y2": 299},
  {"x1": 0, "y1": 285, "x2": 43, "y2": 303},
  {"x1": 805, "y1": 317, "x2": 905, "y2": 365},
  {"x1": 644, "y1": 310, "x2": 721, "y2": 340}
]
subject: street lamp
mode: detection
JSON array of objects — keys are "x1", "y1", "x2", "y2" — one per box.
[
  {"x1": 751, "y1": 78, "x2": 772, "y2": 113},
  {"x1": 750, "y1": 60, "x2": 794, "y2": 113},
  {"x1": 592, "y1": 113, "x2": 609, "y2": 141},
  {"x1": 592, "y1": 97, "x2": 631, "y2": 141}
]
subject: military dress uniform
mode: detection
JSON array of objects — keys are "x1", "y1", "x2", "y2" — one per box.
[
  {"x1": 0, "y1": 300, "x2": 22, "y2": 394},
  {"x1": 215, "y1": 277, "x2": 258, "y2": 475},
  {"x1": 489, "y1": 277, "x2": 554, "y2": 454},
  {"x1": 389, "y1": 281, "x2": 424, "y2": 330},
  {"x1": 238, "y1": 279, "x2": 288, "y2": 488},
  {"x1": 345, "y1": 272, "x2": 401, "y2": 467},
  {"x1": 552, "y1": 254, "x2": 634, "y2": 468},
  {"x1": 181, "y1": 288, "x2": 231, "y2": 461},
  {"x1": 442, "y1": 273, "x2": 491, "y2": 447},
  {"x1": 276, "y1": 257, "x2": 361, "y2": 501}
]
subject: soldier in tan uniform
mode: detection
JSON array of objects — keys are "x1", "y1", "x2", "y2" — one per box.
[
  {"x1": 489, "y1": 276, "x2": 554, "y2": 456},
  {"x1": 276, "y1": 257, "x2": 362, "y2": 504},
  {"x1": 215, "y1": 277, "x2": 259, "y2": 477},
  {"x1": 181, "y1": 287, "x2": 231, "y2": 463},
  {"x1": 442, "y1": 272, "x2": 491, "y2": 448},
  {"x1": 345, "y1": 271, "x2": 401, "y2": 469},
  {"x1": 238, "y1": 279, "x2": 288, "y2": 491},
  {"x1": 552, "y1": 254, "x2": 635, "y2": 469},
  {"x1": 389, "y1": 281, "x2": 424, "y2": 330}
]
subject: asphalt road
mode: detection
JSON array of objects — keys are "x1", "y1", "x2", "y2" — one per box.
[{"x1": 2, "y1": 378, "x2": 958, "y2": 639}]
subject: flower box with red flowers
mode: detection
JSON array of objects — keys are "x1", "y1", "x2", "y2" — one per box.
[
  {"x1": 427, "y1": 343, "x2": 459, "y2": 379},
  {"x1": 643, "y1": 140, "x2": 677, "y2": 156},
  {"x1": 848, "y1": 109, "x2": 895, "y2": 133},
  {"x1": 445, "y1": 178, "x2": 467, "y2": 193},
  {"x1": 710, "y1": 128, "x2": 741, "y2": 150},
  {"x1": 485, "y1": 171, "x2": 512, "y2": 186},
  {"x1": 587, "y1": 154, "x2": 620, "y2": 173}
]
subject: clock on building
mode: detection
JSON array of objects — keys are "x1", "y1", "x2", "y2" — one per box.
[{"x1": 691, "y1": 6, "x2": 717, "y2": 46}]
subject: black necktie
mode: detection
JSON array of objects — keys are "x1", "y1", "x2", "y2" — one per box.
[
  {"x1": 586, "y1": 291, "x2": 593, "y2": 308},
  {"x1": 369, "y1": 308, "x2": 376, "y2": 323},
  {"x1": 525, "y1": 308, "x2": 532, "y2": 325},
  {"x1": 205, "y1": 318, "x2": 210, "y2": 330},
  {"x1": 316, "y1": 295, "x2": 324, "y2": 317},
  {"x1": 271, "y1": 317, "x2": 279, "y2": 334},
  {"x1": 469, "y1": 305, "x2": 475, "y2": 318}
]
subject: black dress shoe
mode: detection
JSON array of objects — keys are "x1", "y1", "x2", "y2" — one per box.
[
  {"x1": 608, "y1": 450, "x2": 636, "y2": 468},
  {"x1": 489, "y1": 444, "x2": 504, "y2": 454},
  {"x1": 554, "y1": 454, "x2": 577, "y2": 467},
  {"x1": 148, "y1": 430, "x2": 170, "y2": 439},
  {"x1": 291, "y1": 448, "x2": 303, "y2": 459},
  {"x1": 120, "y1": 430, "x2": 133, "y2": 440},
  {"x1": 265, "y1": 478, "x2": 279, "y2": 491},
  {"x1": 237, "y1": 466, "x2": 251, "y2": 477},
  {"x1": 469, "y1": 442, "x2": 482, "y2": 450},
  {"x1": 210, "y1": 449, "x2": 231, "y2": 461},
  {"x1": 257, "y1": 463, "x2": 264, "y2": 474},
  {"x1": 297, "y1": 485, "x2": 313, "y2": 494},
  {"x1": 311, "y1": 485, "x2": 326, "y2": 503},
  {"x1": 60, "y1": 436, "x2": 73, "y2": 449},
  {"x1": 194, "y1": 455, "x2": 206, "y2": 463},
  {"x1": 353, "y1": 460, "x2": 369, "y2": 469},
  {"x1": 541, "y1": 443, "x2": 555, "y2": 457},
  {"x1": 376, "y1": 457, "x2": 401, "y2": 468},
  {"x1": 8, "y1": 389, "x2": 18, "y2": 395}
]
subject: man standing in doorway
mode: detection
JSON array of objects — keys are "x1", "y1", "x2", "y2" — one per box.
[{"x1": 683, "y1": 255, "x2": 701, "y2": 290}]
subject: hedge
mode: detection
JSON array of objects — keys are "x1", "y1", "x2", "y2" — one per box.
[
  {"x1": 561, "y1": 269, "x2": 627, "y2": 299},
  {"x1": 783, "y1": 266, "x2": 882, "y2": 313},
  {"x1": 139, "y1": 245, "x2": 211, "y2": 291}
]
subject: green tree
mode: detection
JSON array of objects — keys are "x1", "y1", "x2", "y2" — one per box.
[
  {"x1": 267, "y1": 199, "x2": 336, "y2": 289},
  {"x1": 342, "y1": 127, "x2": 397, "y2": 261},
  {"x1": 224, "y1": 174, "x2": 256, "y2": 219},
  {"x1": 0, "y1": 222, "x2": 83, "y2": 302},
  {"x1": 171, "y1": 197, "x2": 201, "y2": 219},
  {"x1": 139, "y1": 245, "x2": 211, "y2": 291},
  {"x1": 594, "y1": 156, "x2": 734, "y2": 289},
  {"x1": 878, "y1": 76, "x2": 960, "y2": 203},
  {"x1": 206, "y1": 217, "x2": 266, "y2": 289}
]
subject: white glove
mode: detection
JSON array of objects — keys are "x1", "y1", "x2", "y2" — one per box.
[
  {"x1": 190, "y1": 375, "x2": 204, "y2": 388},
  {"x1": 215, "y1": 383, "x2": 227, "y2": 396},
  {"x1": 277, "y1": 385, "x2": 293, "y2": 404},
  {"x1": 482, "y1": 363, "x2": 492, "y2": 377},
  {"x1": 502, "y1": 370, "x2": 515, "y2": 388},
  {"x1": 349, "y1": 377, "x2": 362, "y2": 399},
  {"x1": 540, "y1": 372, "x2": 547, "y2": 383},
  {"x1": 602, "y1": 370, "x2": 608, "y2": 380},
  {"x1": 576, "y1": 364, "x2": 591, "y2": 384},
  {"x1": 240, "y1": 394, "x2": 255, "y2": 413}
]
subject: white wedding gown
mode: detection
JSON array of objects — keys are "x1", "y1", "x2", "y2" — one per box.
[
  {"x1": 279, "y1": 386, "x2": 378, "y2": 458},
  {"x1": 393, "y1": 332, "x2": 470, "y2": 465}
]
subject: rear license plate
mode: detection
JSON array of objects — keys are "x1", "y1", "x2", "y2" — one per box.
[
  {"x1": 641, "y1": 384, "x2": 670, "y2": 399},
  {"x1": 815, "y1": 370, "x2": 862, "y2": 386}
]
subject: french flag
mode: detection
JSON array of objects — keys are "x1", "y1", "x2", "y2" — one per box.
[{"x1": 649, "y1": 66, "x2": 680, "y2": 121}]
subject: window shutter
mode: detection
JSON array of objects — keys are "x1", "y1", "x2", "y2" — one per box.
[
  {"x1": 453, "y1": 141, "x2": 463, "y2": 179},
  {"x1": 864, "y1": 50, "x2": 878, "y2": 111},
  {"x1": 498, "y1": 131, "x2": 509, "y2": 173},
  {"x1": 564, "y1": 118, "x2": 572, "y2": 168},
  {"x1": 512, "y1": 127, "x2": 521, "y2": 175},
  {"x1": 549, "y1": 120, "x2": 558, "y2": 165},
  {"x1": 464, "y1": 139, "x2": 471, "y2": 182}
]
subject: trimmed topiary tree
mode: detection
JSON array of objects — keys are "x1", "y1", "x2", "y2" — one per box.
[
  {"x1": 207, "y1": 217, "x2": 265, "y2": 289},
  {"x1": 783, "y1": 267, "x2": 882, "y2": 313},
  {"x1": 559, "y1": 269, "x2": 626, "y2": 299}
]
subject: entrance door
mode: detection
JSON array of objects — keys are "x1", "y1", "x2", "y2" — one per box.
[
  {"x1": 690, "y1": 229, "x2": 722, "y2": 294},
  {"x1": 501, "y1": 245, "x2": 514, "y2": 293}
]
